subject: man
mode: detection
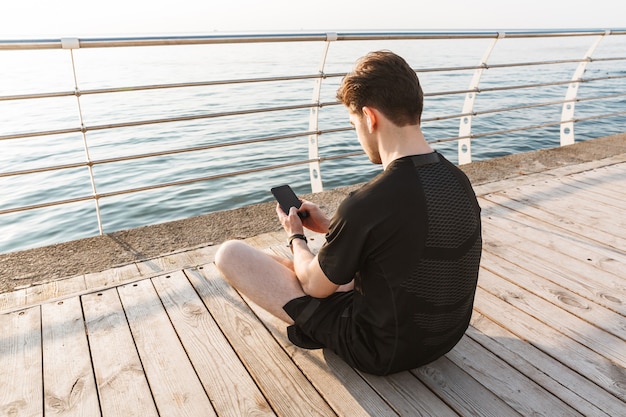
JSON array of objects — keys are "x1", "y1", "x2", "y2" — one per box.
[{"x1": 215, "y1": 50, "x2": 482, "y2": 376}]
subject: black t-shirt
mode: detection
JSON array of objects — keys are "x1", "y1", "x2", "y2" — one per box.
[{"x1": 318, "y1": 152, "x2": 482, "y2": 374}]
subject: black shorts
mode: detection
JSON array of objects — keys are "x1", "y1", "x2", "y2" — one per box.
[
  {"x1": 283, "y1": 291, "x2": 353, "y2": 351},
  {"x1": 284, "y1": 292, "x2": 451, "y2": 375},
  {"x1": 283, "y1": 291, "x2": 383, "y2": 372}
]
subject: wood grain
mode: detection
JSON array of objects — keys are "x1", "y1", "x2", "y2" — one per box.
[
  {"x1": 82, "y1": 289, "x2": 159, "y2": 417},
  {"x1": 0, "y1": 307, "x2": 43, "y2": 417},
  {"x1": 42, "y1": 297, "x2": 100, "y2": 416},
  {"x1": 152, "y1": 271, "x2": 275, "y2": 417},
  {"x1": 117, "y1": 278, "x2": 216, "y2": 417}
]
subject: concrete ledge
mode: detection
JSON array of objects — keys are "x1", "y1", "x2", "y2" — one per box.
[{"x1": 1, "y1": 133, "x2": 625, "y2": 293}]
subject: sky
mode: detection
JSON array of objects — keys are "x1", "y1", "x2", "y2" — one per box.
[{"x1": 0, "y1": 0, "x2": 624, "y2": 39}]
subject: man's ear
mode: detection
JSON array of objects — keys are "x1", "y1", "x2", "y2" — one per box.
[{"x1": 362, "y1": 106, "x2": 376, "y2": 132}]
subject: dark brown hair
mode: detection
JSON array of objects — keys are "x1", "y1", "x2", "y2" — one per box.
[{"x1": 336, "y1": 50, "x2": 423, "y2": 126}]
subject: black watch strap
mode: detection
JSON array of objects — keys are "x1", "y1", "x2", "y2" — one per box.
[{"x1": 288, "y1": 233, "x2": 308, "y2": 247}]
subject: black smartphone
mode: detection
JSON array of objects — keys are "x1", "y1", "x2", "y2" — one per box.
[{"x1": 271, "y1": 185, "x2": 309, "y2": 218}]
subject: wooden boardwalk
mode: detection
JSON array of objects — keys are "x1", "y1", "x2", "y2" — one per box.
[{"x1": 1, "y1": 154, "x2": 625, "y2": 416}]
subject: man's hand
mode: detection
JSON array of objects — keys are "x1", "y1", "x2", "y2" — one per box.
[
  {"x1": 276, "y1": 204, "x2": 305, "y2": 236},
  {"x1": 299, "y1": 200, "x2": 330, "y2": 234},
  {"x1": 276, "y1": 200, "x2": 329, "y2": 235}
]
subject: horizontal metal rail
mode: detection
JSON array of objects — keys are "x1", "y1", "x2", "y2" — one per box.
[
  {"x1": 3, "y1": 29, "x2": 626, "y2": 50},
  {"x1": 4, "y1": 71, "x2": 624, "y2": 142},
  {"x1": 0, "y1": 103, "x2": 319, "y2": 141},
  {"x1": 4, "y1": 55, "x2": 625, "y2": 104},
  {"x1": 1, "y1": 79, "x2": 623, "y2": 174},
  {"x1": 0, "y1": 153, "x2": 361, "y2": 216},
  {"x1": 2, "y1": 29, "x2": 626, "y2": 252},
  {"x1": 0, "y1": 74, "x2": 327, "y2": 102}
]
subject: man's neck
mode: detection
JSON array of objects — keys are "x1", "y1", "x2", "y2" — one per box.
[{"x1": 379, "y1": 124, "x2": 433, "y2": 169}]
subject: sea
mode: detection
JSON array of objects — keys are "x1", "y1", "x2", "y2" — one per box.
[{"x1": 1, "y1": 33, "x2": 625, "y2": 254}]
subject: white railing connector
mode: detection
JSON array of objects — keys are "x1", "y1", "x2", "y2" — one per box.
[
  {"x1": 457, "y1": 32, "x2": 504, "y2": 164},
  {"x1": 61, "y1": 37, "x2": 80, "y2": 49},
  {"x1": 560, "y1": 30, "x2": 610, "y2": 146}
]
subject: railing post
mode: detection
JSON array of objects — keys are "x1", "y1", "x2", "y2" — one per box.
[
  {"x1": 307, "y1": 32, "x2": 337, "y2": 193},
  {"x1": 560, "y1": 30, "x2": 610, "y2": 146},
  {"x1": 63, "y1": 38, "x2": 104, "y2": 234},
  {"x1": 457, "y1": 32, "x2": 504, "y2": 165}
]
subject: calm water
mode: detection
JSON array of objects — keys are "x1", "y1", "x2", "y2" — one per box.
[{"x1": 1, "y1": 35, "x2": 625, "y2": 254}]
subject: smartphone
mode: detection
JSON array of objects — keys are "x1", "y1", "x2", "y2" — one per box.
[{"x1": 271, "y1": 185, "x2": 309, "y2": 218}]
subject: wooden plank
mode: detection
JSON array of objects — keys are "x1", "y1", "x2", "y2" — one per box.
[
  {"x1": 25, "y1": 275, "x2": 86, "y2": 306},
  {"x1": 473, "y1": 286, "x2": 626, "y2": 400},
  {"x1": 184, "y1": 245, "x2": 219, "y2": 266},
  {"x1": 358, "y1": 371, "x2": 458, "y2": 417},
  {"x1": 244, "y1": 231, "x2": 284, "y2": 248},
  {"x1": 117, "y1": 278, "x2": 216, "y2": 417},
  {"x1": 496, "y1": 180, "x2": 626, "y2": 234},
  {"x1": 135, "y1": 251, "x2": 198, "y2": 276},
  {"x1": 564, "y1": 164, "x2": 626, "y2": 197},
  {"x1": 151, "y1": 271, "x2": 275, "y2": 417},
  {"x1": 305, "y1": 232, "x2": 326, "y2": 253},
  {"x1": 447, "y1": 335, "x2": 582, "y2": 416},
  {"x1": 481, "y1": 191, "x2": 626, "y2": 250},
  {"x1": 478, "y1": 268, "x2": 625, "y2": 367},
  {"x1": 0, "y1": 287, "x2": 26, "y2": 313},
  {"x1": 42, "y1": 296, "x2": 100, "y2": 417},
  {"x1": 481, "y1": 252, "x2": 626, "y2": 340},
  {"x1": 550, "y1": 168, "x2": 626, "y2": 214},
  {"x1": 186, "y1": 264, "x2": 337, "y2": 417},
  {"x1": 480, "y1": 197, "x2": 625, "y2": 297},
  {"x1": 413, "y1": 356, "x2": 520, "y2": 417},
  {"x1": 482, "y1": 199, "x2": 626, "y2": 287},
  {"x1": 480, "y1": 216, "x2": 626, "y2": 316},
  {"x1": 0, "y1": 307, "x2": 43, "y2": 417},
  {"x1": 134, "y1": 257, "x2": 167, "y2": 275},
  {"x1": 82, "y1": 288, "x2": 159, "y2": 417},
  {"x1": 469, "y1": 312, "x2": 619, "y2": 417},
  {"x1": 555, "y1": 176, "x2": 626, "y2": 209},
  {"x1": 84, "y1": 263, "x2": 142, "y2": 290},
  {"x1": 471, "y1": 154, "x2": 626, "y2": 197}
]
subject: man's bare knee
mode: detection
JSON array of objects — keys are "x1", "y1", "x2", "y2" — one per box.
[
  {"x1": 215, "y1": 239, "x2": 246, "y2": 272},
  {"x1": 215, "y1": 239, "x2": 237, "y2": 263}
]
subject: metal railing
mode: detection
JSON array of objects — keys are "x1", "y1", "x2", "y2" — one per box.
[{"x1": 1, "y1": 29, "x2": 625, "y2": 248}]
